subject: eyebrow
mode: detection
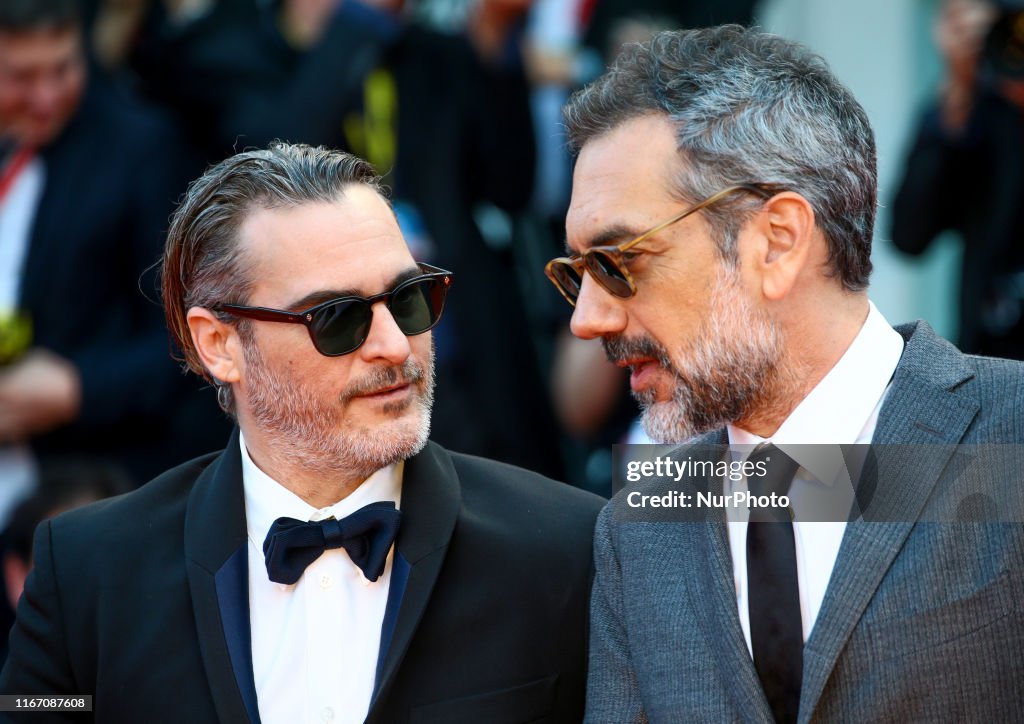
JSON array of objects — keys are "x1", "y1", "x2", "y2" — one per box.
[
  {"x1": 285, "y1": 265, "x2": 423, "y2": 311},
  {"x1": 563, "y1": 224, "x2": 650, "y2": 256}
]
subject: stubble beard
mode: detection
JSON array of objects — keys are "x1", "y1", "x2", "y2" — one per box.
[
  {"x1": 242, "y1": 339, "x2": 435, "y2": 480},
  {"x1": 604, "y1": 266, "x2": 787, "y2": 443}
]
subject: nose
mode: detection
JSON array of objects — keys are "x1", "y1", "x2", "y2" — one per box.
[
  {"x1": 357, "y1": 302, "x2": 413, "y2": 364},
  {"x1": 569, "y1": 274, "x2": 628, "y2": 340}
]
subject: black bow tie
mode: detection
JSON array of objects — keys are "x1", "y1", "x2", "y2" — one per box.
[{"x1": 262, "y1": 501, "x2": 402, "y2": 585}]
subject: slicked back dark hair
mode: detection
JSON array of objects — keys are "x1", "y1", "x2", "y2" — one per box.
[
  {"x1": 563, "y1": 25, "x2": 877, "y2": 291},
  {"x1": 161, "y1": 142, "x2": 386, "y2": 413}
]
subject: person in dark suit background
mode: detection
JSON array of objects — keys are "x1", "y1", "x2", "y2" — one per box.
[
  {"x1": 1, "y1": 142, "x2": 603, "y2": 722},
  {"x1": 0, "y1": 0, "x2": 230, "y2": 489},
  {"x1": 0, "y1": 458, "x2": 131, "y2": 666},
  {"x1": 892, "y1": 0, "x2": 1024, "y2": 360},
  {"x1": 546, "y1": 26, "x2": 1024, "y2": 723}
]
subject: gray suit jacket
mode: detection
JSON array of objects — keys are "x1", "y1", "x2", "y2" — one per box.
[{"x1": 586, "y1": 321, "x2": 1024, "y2": 723}]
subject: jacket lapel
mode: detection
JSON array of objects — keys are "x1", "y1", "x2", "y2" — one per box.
[
  {"x1": 184, "y1": 429, "x2": 259, "y2": 724},
  {"x1": 367, "y1": 441, "x2": 461, "y2": 719},
  {"x1": 798, "y1": 322, "x2": 979, "y2": 722},
  {"x1": 19, "y1": 144, "x2": 71, "y2": 312},
  {"x1": 693, "y1": 520, "x2": 776, "y2": 720},
  {"x1": 681, "y1": 431, "x2": 775, "y2": 721}
]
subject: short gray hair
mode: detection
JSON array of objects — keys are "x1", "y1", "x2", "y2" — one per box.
[
  {"x1": 563, "y1": 25, "x2": 876, "y2": 291},
  {"x1": 161, "y1": 142, "x2": 385, "y2": 413}
]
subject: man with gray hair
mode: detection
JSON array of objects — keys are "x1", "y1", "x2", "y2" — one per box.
[
  {"x1": 546, "y1": 25, "x2": 1024, "y2": 722},
  {"x1": 1, "y1": 142, "x2": 603, "y2": 722}
]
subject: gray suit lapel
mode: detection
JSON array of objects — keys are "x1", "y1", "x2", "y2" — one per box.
[
  {"x1": 692, "y1": 521, "x2": 776, "y2": 720},
  {"x1": 672, "y1": 431, "x2": 775, "y2": 720},
  {"x1": 799, "y1": 321, "x2": 979, "y2": 722}
]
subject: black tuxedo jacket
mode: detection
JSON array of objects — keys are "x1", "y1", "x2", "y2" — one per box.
[{"x1": 0, "y1": 433, "x2": 604, "y2": 722}]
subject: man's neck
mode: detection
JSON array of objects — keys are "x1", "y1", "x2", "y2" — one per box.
[
  {"x1": 737, "y1": 294, "x2": 871, "y2": 438},
  {"x1": 239, "y1": 426, "x2": 376, "y2": 508}
]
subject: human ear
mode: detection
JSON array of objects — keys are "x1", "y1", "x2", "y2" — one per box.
[
  {"x1": 747, "y1": 192, "x2": 816, "y2": 301},
  {"x1": 186, "y1": 307, "x2": 243, "y2": 385}
]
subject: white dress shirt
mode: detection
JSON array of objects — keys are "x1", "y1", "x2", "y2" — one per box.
[
  {"x1": 726, "y1": 301, "x2": 904, "y2": 653},
  {"x1": 0, "y1": 153, "x2": 43, "y2": 310},
  {"x1": 0, "y1": 154, "x2": 44, "y2": 524},
  {"x1": 240, "y1": 433, "x2": 402, "y2": 724}
]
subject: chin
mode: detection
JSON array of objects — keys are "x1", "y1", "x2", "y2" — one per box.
[{"x1": 350, "y1": 413, "x2": 432, "y2": 470}]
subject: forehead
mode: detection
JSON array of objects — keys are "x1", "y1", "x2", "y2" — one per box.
[
  {"x1": 566, "y1": 114, "x2": 683, "y2": 251},
  {"x1": 0, "y1": 28, "x2": 81, "y2": 68},
  {"x1": 239, "y1": 186, "x2": 414, "y2": 303}
]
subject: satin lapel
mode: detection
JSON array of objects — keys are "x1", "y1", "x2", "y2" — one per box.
[
  {"x1": 798, "y1": 323, "x2": 979, "y2": 722},
  {"x1": 375, "y1": 550, "x2": 411, "y2": 687},
  {"x1": 184, "y1": 429, "x2": 257, "y2": 724},
  {"x1": 368, "y1": 442, "x2": 461, "y2": 716},
  {"x1": 215, "y1": 544, "x2": 260, "y2": 724}
]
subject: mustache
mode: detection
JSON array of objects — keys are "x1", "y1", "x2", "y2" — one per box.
[
  {"x1": 341, "y1": 359, "x2": 425, "y2": 401},
  {"x1": 602, "y1": 334, "x2": 672, "y2": 367}
]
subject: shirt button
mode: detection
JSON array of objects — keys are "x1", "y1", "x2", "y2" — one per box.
[
  {"x1": 320, "y1": 574, "x2": 333, "y2": 589},
  {"x1": 321, "y1": 706, "x2": 334, "y2": 721}
]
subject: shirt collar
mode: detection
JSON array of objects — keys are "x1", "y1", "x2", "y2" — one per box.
[
  {"x1": 728, "y1": 301, "x2": 904, "y2": 480},
  {"x1": 239, "y1": 431, "x2": 403, "y2": 549}
]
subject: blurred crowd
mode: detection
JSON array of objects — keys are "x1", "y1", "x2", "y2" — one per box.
[
  {"x1": 0, "y1": 0, "x2": 759, "y2": 651},
  {"x1": 892, "y1": 0, "x2": 1024, "y2": 361},
  {"x1": 2, "y1": 0, "x2": 1024, "y2": 663}
]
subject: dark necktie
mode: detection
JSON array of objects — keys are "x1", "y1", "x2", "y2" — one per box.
[
  {"x1": 263, "y1": 501, "x2": 401, "y2": 585},
  {"x1": 746, "y1": 443, "x2": 802, "y2": 724}
]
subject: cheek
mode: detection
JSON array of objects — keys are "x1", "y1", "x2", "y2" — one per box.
[
  {"x1": 59, "y1": 70, "x2": 85, "y2": 111},
  {"x1": 249, "y1": 325, "x2": 348, "y2": 382},
  {"x1": 408, "y1": 331, "x2": 434, "y2": 365},
  {"x1": 290, "y1": 351, "x2": 353, "y2": 389},
  {"x1": 0, "y1": 84, "x2": 17, "y2": 107},
  {"x1": 629, "y1": 283, "x2": 702, "y2": 343}
]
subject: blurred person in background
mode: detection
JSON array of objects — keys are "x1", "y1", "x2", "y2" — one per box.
[
  {"x1": 893, "y1": 0, "x2": 1024, "y2": 358},
  {"x1": 0, "y1": 0, "x2": 231, "y2": 498},
  {"x1": 581, "y1": 0, "x2": 758, "y2": 76},
  {"x1": 0, "y1": 458, "x2": 130, "y2": 665}
]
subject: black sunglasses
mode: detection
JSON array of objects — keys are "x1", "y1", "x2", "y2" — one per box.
[{"x1": 217, "y1": 263, "x2": 453, "y2": 356}]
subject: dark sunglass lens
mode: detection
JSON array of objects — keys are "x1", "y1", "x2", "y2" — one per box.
[
  {"x1": 587, "y1": 251, "x2": 633, "y2": 298},
  {"x1": 390, "y1": 277, "x2": 446, "y2": 335},
  {"x1": 549, "y1": 263, "x2": 583, "y2": 301},
  {"x1": 310, "y1": 299, "x2": 371, "y2": 355}
]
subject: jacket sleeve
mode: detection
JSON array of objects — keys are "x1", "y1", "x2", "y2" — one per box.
[
  {"x1": 0, "y1": 520, "x2": 82, "y2": 723},
  {"x1": 584, "y1": 506, "x2": 648, "y2": 724}
]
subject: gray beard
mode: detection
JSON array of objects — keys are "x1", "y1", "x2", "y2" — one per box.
[
  {"x1": 605, "y1": 268, "x2": 784, "y2": 442},
  {"x1": 243, "y1": 339, "x2": 435, "y2": 479}
]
